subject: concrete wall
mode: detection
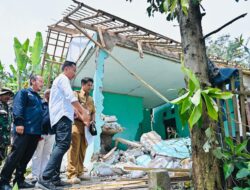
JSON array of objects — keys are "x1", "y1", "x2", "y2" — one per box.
[
  {"x1": 153, "y1": 103, "x2": 190, "y2": 139},
  {"x1": 102, "y1": 92, "x2": 144, "y2": 141}
]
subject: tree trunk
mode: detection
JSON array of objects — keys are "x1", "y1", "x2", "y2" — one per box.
[{"x1": 177, "y1": 1, "x2": 224, "y2": 189}]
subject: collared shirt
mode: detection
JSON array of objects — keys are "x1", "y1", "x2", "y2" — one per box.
[
  {"x1": 49, "y1": 73, "x2": 78, "y2": 126},
  {"x1": 74, "y1": 90, "x2": 95, "y2": 127},
  {"x1": 74, "y1": 90, "x2": 95, "y2": 115}
]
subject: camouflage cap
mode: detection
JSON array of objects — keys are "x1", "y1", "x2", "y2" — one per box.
[{"x1": 0, "y1": 87, "x2": 14, "y2": 96}]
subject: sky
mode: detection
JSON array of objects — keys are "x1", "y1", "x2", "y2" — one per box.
[{"x1": 0, "y1": 0, "x2": 249, "y2": 69}]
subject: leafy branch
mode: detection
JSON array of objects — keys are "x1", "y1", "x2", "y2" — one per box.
[{"x1": 170, "y1": 62, "x2": 233, "y2": 129}]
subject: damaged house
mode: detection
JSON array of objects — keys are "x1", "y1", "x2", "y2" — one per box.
[{"x1": 42, "y1": 1, "x2": 250, "y2": 180}]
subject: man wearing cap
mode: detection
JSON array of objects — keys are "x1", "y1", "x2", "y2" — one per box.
[{"x1": 0, "y1": 87, "x2": 14, "y2": 165}]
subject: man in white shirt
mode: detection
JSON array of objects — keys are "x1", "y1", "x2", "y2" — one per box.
[{"x1": 37, "y1": 61, "x2": 89, "y2": 190}]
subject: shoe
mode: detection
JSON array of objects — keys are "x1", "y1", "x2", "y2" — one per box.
[
  {"x1": 83, "y1": 167, "x2": 88, "y2": 172},
  {"x1": 67, "y1": 177, "x2": 81, "y2": 184},
  {"x1": 52, "y1": 179, "x2": 71, "y2": 187},
  {"x1": 78, "y1": 174, "x2": 91, "y2": 181},
  {"x1": 36, "y1": 179, "x2": 61, "y2": 190},
  {"x1": 31, "y1": 178, "x2": 38, "y2": 184},
  {"x1": 13, "y1": 181, "x2": 34, "y2": 189},
  {"x1": 0, "y1": 184, "x2": 12, "y2": 190}
]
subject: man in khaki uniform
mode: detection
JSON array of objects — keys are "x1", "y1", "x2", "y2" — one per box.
[{"x1": 67, "y1": 77, "x2": 95, "y2": 184}]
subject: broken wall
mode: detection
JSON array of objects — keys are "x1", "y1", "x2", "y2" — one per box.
[
  {"x1": 153, "y1": 103, "x2": 190, "y2": 139},
  {"x1": 103, "y1": 92, "x2": 144, "y2": 142}
]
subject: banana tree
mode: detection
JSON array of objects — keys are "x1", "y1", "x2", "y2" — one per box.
[{"x1": 13, "y1": 32, "x2": 43, "y2": 90}]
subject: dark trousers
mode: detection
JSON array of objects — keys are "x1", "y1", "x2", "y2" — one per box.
[
  {"x1": 42, "y1": 116, "x2": 72, "y2": 181},
  {"x1": 0, "y1": 134, "x2": 40, "y2": 184}
]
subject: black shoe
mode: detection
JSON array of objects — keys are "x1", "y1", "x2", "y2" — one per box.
[
  {"x1": 0, "y1": 184, "x2": 12, "y2": 190},
  {"x1": 14, "y1": 181, "x2": 34, "y2": 189},
  {"x1": 52, "y1": 179, "x2": 71, "y2": 187},
  {"x1": 36, "y1": 179, "x2": 61, "y2": 190},
  {"x1": 31, "y1": 178, "x2": 38, "y2": 185}
]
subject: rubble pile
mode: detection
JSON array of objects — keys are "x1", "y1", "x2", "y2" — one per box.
[
  {"x1": 101, "y1": 114, "x2": 123, "y2": 135},
  {"x1": 100, "y1": 114, "x2": 124, "y2": 153},
  {"x1": 91, "y1": 131, "x2": 192, "y2": 179}
]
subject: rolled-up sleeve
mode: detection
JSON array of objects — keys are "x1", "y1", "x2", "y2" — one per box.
[{"x1": 59, "y1": 77, "x2": 78, "y2": 103}]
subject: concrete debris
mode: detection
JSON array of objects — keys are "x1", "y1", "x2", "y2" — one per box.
[
  {"x1": 136, "y1": 155, "x2": 152, "y2": 167},
  {"x1": 126, "y1": 170, "x2": 146, "y2": 179},
  {"x1": 140, "y1": 131, "x2": 162, "y2": 156},
  {"x1": 152, "y1": 138, "x2": 191, "y2": 159},
  {"x1": 102, "y1": 114, "x2": 117, "y2": 122},
  {"x1": 91, "y1": 131, "x2": 192, "y2": 179},
  {"x1": 91, "y1": 163, "x2": 115, "y2": 177},
  {"x1": 101, "y1": 114, "x2": 123, "y2": 135},
  {"x1": 100, "y1": 115, "x2": 124, "y2": 153},
  {"x1": 115, "y1": 138, "x2": 142, "y2": 148}
]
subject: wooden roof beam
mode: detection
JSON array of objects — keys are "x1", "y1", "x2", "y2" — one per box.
[
  {"x1": 63, "y1": 18, "x2": 98, "y2": 31},
  {"x1": 105, "y1": 24, "x2": 128, "y2": 30},
  {"x1": 78, "y1": 12, "x2": 102, "y2": 21},
  {"x1": 114, "y1": 28, "x2": 138, "y2": 34},
  {"x1": 48, "y1": 25, "x2": 80, "y2": 35},
  {"x1": 92, "y1": 18, "x2": 114, "y2": 26}
]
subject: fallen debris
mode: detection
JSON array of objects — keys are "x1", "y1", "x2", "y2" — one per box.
[
  {"x1": 91, "y1": 131, "x2": 192, "y2": 181},
  {"x1": 115, "y1": 138, "x2": 142, "y2": 148},
  {"x1": 101, "y1": 114, "x2": 124, "y2": 153}
]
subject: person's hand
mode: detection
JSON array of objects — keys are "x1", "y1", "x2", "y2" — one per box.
[
  {"x1": 16, "y1": 126, "x2": 24, "y2": 135},
  {"x1": 80, "y1": 108, "x2": 91, "y2": 125},
  {"x1": 74, "y1": 108, "x2": 79, "y2": 119},
  {"x1": 84, "y1": 121, "x2": 90, "y2": 127}
]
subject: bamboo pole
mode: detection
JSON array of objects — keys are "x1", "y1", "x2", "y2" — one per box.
[
  {"x1": 223, "y1": 85, "x2": 233, "y2": 137},
  {"x1": 47, "y1": 32, "x2": 60, "y2": 88},
  {"x1": 230, "y1": 77, "x2": 240, "y2": 143},
  {"x1": 65, "y1": 18, "x2": 170, "y2": 103},
  {"x1": 41, "y1": 29, "x2": 51, "y2": 75},
  {"x1": 216, "y1": 98, "x2": 225, "y2": 148},
  {"x1": 239, "y1": 70, "x2": 247, "y2": 139}
]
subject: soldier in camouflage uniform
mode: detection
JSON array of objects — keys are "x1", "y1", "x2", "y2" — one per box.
[{"x1": 0, "y1": 87, "x2": 14, "y2": 165}]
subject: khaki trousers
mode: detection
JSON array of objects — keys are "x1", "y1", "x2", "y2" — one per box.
[{"x1": 67, "y1": 122, "x2": 87, "y2": 179}]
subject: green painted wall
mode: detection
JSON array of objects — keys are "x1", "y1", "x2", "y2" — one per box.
[
  {"x1": 140, "y1": 109, "x2": 152, "y2": 135},
  {"x1": 102, "y1": 92, "x2": 144, "y2": 141},
  {"x1": 153, "y1": 103, "x2": 190, "y2": 139}
]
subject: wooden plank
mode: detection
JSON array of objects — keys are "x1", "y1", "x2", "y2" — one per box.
[
  {"x1": 114, "y1": 138, "x2": 142, "y2": 148},
  {"x1": 239, "y1": 70, "x2": 247, "y2": 139},
  {"x1": 223, "y1": 85, "x2": 233, "y2": 137},
  {"x1": 216, "y1": 98, "x2": 226, "y2": 147},
  {"x1": 123, "y1": 166, "x2": 190, "y2": 173},
  {"x1": 48, "y1": 25, "x2": 80, "y2": 35},
  {"x1": 102, "y1": 147, "x2": 117, "y2": 160},
  {"x1": 230, "y1": 77, "x2": 240, "y2": 143},
  {"x1": 41, "y1": 29, "x2": 51, "y2": 75},
  {"x1": 246, "y1": 102, "x2": 250, "y2": 128},
  {"x1": 97, "y1": 27, "x2": 106, "y2": 48},
  {"x1": 45, "y1": 59, "x2": 63, "y2": 65},
  {"x1": 70, "y1": 180, "x2": 147, "y2": 190}
]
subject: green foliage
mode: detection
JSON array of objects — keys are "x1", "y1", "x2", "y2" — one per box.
[
  {"x1": 12, "y1": 183, "x2": 18, "y2": 190},
  {"x1": 145, "y1": 0, "x2": 185, "y2": 20},
  {"x1": 0, "y1": 32, "x2": 51, "y2": 92},
  {"x1": 171, "y1": 63, "x2": 233, "y2": 129},
  {"x1": 206, "y1": 35, "x2": 250, "y2": 68},
  {"x1": 213, "y1": 137, "x2": 250, "y2": 188},
  {"x1": 30, "y1": 32, "x2": 43, "y2": 73}
]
